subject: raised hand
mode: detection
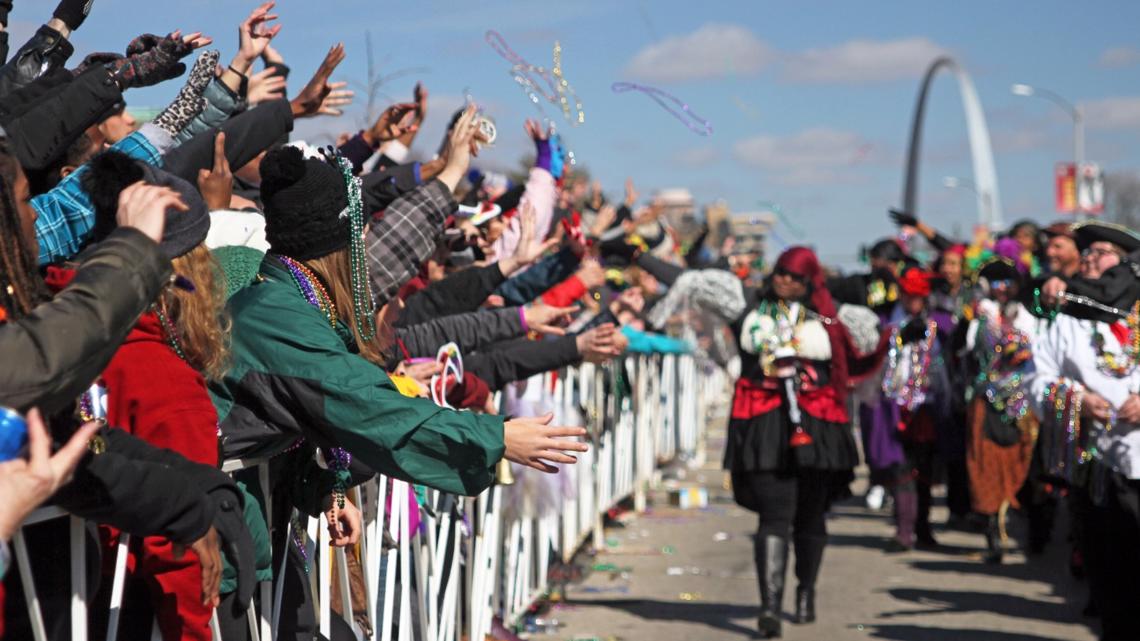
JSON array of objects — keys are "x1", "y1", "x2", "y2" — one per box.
[
  {"x1": 624, "y1": 177, "x2": 639, "y2": 206},
  {"x1": 502, "y1": 413, "x2": 589, "y2": 473},
  {"x1": 233, "y1": 2, "x2": 281, "y2": 74},
  {"x1": 110, "y1": 31, "x2": 213, "y2": 90},
  {"x1": 291, "y1": 44, "x2": 354, "y2": 118},
  {"x1": 437, "y1": 105, "x2": 481, "y2": 192},
  {"x1": 365, "y1": 102, "x2": 418, "y2": 146},
  {"x1": 888, "y1": 208, "x2": 919, "y2": 228},
  {"x1": 247, "y1": 67, "x2": 288, "y2": 104},
  {"x1": 197, "y1": 132, "x2": 233, "y2": 211}
]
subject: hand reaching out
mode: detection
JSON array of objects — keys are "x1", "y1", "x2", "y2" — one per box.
[
  {"x1": 502, "y1": 413, "x2": 588, "y2": 473},
  {"x1": 524, "y1": 303, "x2": 577, "y2": 336},
  {"x1": 576, "y1": 323, "x2": 624, "y2": 364}
]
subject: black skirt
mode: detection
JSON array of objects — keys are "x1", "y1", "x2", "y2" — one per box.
[{"x1": 723, "y1": 405, "x2": 859, "y2": 474}]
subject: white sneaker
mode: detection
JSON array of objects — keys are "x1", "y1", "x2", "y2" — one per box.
[{"x1": 865, "y1": 485, "x2": 885, "y2": 510}]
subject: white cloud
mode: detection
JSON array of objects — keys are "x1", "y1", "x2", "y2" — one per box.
[
  {"x1": 782, "y1": 37, "x2": 950, "y2": 84},
  {"x1": 1083, "y1": 97, "x2": 1140, "y2": 130},
  {"x1": 623, "y1": 23, "x2": 774, "y2": 83},
  {"x1": 733, "y1": 128, "x2": 869, "y2": 185},
  {"x1": 1098, "y1": 46, "x2": 1140, "y2": 68},
  {"x1": 991, "y1": 129, "x2": 1051, "y2": 153},
  {"x1": 673, "y1": 147, "x2": 720, "y2": 167}
]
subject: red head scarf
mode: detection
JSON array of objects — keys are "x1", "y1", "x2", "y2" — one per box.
[
  {"x1": 774, "y1": 246, "x2": 836, "y2": 319},
  {"x1": 772, "y1": 246, "x2": 858, "y2": 401}
]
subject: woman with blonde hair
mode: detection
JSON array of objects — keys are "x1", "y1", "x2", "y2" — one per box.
[{"x1": 78, "y1": 153, "x2": 253, "y2": 640}]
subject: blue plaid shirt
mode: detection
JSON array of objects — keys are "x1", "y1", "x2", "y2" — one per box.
[{"x1": 34, "y1": 132, "x2": 163, "y2": 265}]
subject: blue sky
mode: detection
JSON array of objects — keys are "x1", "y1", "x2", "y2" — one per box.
[{"x1": 13, "y1": 0, "x2": 1140, "y2": 266}]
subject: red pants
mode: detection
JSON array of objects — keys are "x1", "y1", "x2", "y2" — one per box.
[{"x1": 100, "y1": 528, "x2": 212, "y2": 641}]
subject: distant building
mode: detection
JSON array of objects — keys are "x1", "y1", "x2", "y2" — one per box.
[
  {"x1": 656, "y1": 188, "x2": 700, "y2": 241},
  {"x1": 729, "y1": 210, "x2": 775, "y2": 261}
]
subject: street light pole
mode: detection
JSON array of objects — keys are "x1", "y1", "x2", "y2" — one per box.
[{"x1": 1011, "y1": 83, "x2": 1086, "y2": 219}]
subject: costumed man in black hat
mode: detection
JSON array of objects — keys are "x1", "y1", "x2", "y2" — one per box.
[{"x1": 1028, "y1": 220, "x2": 1140, "y2": 641}]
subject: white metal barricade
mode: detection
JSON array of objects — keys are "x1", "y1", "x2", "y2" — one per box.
[{"x1": 15, "y1": 353, "x2": 727, "y2": 641}]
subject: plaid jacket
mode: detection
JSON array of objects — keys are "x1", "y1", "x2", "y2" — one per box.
[
  {"x1": 365, "y1": 178, "x2": 456, "y2": 308},
  {"x1": 34, "y1": 130, "x2": 163, "y2": 265}
]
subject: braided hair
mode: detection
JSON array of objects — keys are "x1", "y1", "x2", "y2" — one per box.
[{"x1": 0, "y1": 142, "x2": 48, "y2": 321}]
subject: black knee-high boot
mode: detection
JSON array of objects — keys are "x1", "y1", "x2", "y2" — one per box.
[
  {"x1": 755, "y1": 534, "x2": 788, "y2": 638},
  {"x1": 984, "y1": 514, "x2": 1003, "y2": 564},
  {"x1": 793, "y1": 535, "x2": 826, "y2": 624}
]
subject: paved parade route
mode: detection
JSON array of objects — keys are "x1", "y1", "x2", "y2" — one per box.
[{"x1": 549, "y1": 425, "x2": 1097, "y2": 641}]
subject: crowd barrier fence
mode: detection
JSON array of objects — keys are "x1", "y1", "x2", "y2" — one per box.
[{"x1": 17, "y1": 353, "x2": 729, "y2": 641}]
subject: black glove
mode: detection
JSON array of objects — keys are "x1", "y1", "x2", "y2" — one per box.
[
  {"x1": 598, "y1": 235, "x2": 639, "y2": 267},
  {"x1": 106, "y1": 33, "x2": 192, "y2": 90},
  {"x1": 899, "y1": 318, "x2": 928, "y2": 344},
  {"x1": 888, "y1": 208, "x2": 918, "y2": 228},
  {"x1": 53, "y1": 0, "x2": 94, "y2": 31},
  {"x1": 207, "y1": 484, "x2": 256, "y2": 609}
]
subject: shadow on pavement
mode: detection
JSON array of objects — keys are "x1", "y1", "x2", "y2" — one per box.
[
  {"x1": 877, "y1": 588, "x2": 1089, "y2": 628},
  {"x1": 859, "y1": 623, "x2": 1075, "y2": 641},
  {"x1": 566, "y1": 598, "x2": 758, "y2": 637}
]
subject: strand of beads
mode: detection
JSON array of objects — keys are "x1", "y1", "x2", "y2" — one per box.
[
  {"x1": 277, "y1": 255, "x2": 338, "y2": 329},
  {"x1": 882, "y1": 319, "x2": 936, "y2": 411},
  {"x1": 335, "y1": 155, "x2": 378, "y2": 342},
  {"x1": 154, "y1": 301, "x2": 189, "y2": 363},
  {"x1": 326, "y1": 447, "x2": 352, "y2": 510},
  {"x1": 1092, "y1": 302, "x2": 1140, "y2": 378}
]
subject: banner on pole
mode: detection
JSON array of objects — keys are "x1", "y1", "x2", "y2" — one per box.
[
  {"x1": 1055, "y1": 162, "x2": 1077, "y2": 213},
  {"x1": 1077, "y1": 163, "x2": 1105, "y2": 215}
]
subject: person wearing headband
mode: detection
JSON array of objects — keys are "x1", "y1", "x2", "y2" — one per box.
[{"x1": 728, "y1": 246, "x2": 885, "y2": 637}]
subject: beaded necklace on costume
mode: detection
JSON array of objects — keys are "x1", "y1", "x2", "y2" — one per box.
[
  {"x1": 747, "y1": 300, "x2": 804, "y2": 377},
  {"x1": 974, "y1": 310, "x2": 1033, "y2": 425},
  {"x1": 1090, "y1": 301, "x2": 1140, "y2": 378},
  {"x1": 1041, "y1": 378, "x2": 1087, "y2": 483},
  {"x1": 882, "y1": 318, "x2": 937, "y2": 411}
]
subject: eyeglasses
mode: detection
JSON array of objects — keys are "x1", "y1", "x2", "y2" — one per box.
[
  {"x1": 1081, "y1": 247, "x2": 1121, "y2": 260},
  {"x1": 773, "y1": 267, "x2": 808, "y2": 284}
]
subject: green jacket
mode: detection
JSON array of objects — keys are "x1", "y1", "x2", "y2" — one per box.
[{"x1": 209, "y1": 256, "x2": 506, "y2": 497}]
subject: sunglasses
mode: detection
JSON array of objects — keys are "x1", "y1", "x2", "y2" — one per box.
[
  {"x1": 773, "y1": 267, "x2": 808, "y2": 285},
  {"x1": 1081, "y1": 247, "x2": 1121, "y2": 260}
]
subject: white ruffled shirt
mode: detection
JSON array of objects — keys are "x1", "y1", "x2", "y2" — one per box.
[{"x1": 1029, "y1": 314, "x2": 1140, "y2": 478}]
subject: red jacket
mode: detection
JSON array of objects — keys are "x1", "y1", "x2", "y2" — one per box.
[{"x1": 101, "y1": 312, "x2": 220, "y2": 467}]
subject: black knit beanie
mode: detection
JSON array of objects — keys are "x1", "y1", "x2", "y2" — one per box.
[
  {"x1": 82, "y1": 150, "x2": 209, "y2": 260},
  {"x1": 260, "y1": 146, "x2": 350, "y2": 260}
]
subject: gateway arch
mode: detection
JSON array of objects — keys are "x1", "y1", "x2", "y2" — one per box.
[{"x1": 899, "y1": 57, "x2": 1004, "y2": 230}]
